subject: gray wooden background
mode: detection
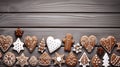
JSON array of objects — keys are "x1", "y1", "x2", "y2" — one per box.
[{"x1": 0, "y1": 0, "x2": 120, "y2": 67}]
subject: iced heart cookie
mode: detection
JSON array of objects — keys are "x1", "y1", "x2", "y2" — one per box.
[
  {"x1": 47, "y1": 36, "x2": 61, "y2": 53},
  {"x1": 24, "y1": 36, "x2": 38, "y2": 52},
  {"x1": 0, "y1": 35, "x2": 13, "y2": 52},
  {"x1": 80, "y1": 35, "x2": 96, "y2": 53},
  {"x1": 100, "y1": 36, "x2": 116, "y2": 54}
]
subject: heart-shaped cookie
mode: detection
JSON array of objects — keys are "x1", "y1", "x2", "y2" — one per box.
[
  {"x1": 100, "y1": 36, "x2": 116, "y2": 54},
  {"x1": 0, "y1": 35, "x2": 13, "y2": 52},
  {"x1": 80, "y1": 35, "x2": 96, "y2": 52},
  {"x1": 47, "y1": 36, "x2": 61, "y2": 53},
  {"x1": 24, "y1": 36, "x2": 38, "y2": 52}
]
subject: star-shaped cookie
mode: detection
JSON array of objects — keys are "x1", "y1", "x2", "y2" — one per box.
[
  {"x1": 52, "y1": 52, "x2": 65, "y2": 67},
  {"x1": 16, "y1": 53, "x2": 29, "y2": 67},
  {"x1": 13, "y1": 38, "x2": 24, "y2": 53}
]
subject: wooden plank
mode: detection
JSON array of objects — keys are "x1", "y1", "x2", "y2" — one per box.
[
  {"x1": 0, "y1": 0, "x2": 120, "y2": 12},
  {"x1": 0, "y1": 13, "x2": 120, "y2": 28}
]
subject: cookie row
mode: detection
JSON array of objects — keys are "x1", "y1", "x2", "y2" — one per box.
[
  {"x1": 1, "y1": 51, "x2": 119, "y2": 67},
  {"x1": 0, "y1": 28, "x2": 118, "y2": 54}
]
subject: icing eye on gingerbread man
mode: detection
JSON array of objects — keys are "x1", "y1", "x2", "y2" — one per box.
[{"x1": 63, "y1": 33, "x2": 74, "y2": 51}]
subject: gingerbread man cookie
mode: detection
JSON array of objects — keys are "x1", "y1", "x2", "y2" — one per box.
[{"x1": 63, "y1": 33, "x2": 74, "y2": 51}]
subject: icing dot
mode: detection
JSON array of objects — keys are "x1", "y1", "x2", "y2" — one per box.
[{"x1": 57, "y1": 57, "x2": 61, "y2": 62}]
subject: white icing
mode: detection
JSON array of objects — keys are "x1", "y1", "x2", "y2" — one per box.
[
  {"x1": 47, "y1": 36, "x2": 61, "y2": 53},
  {"x1": 13, "y1": 38, "x2": 24, "y2": 53},
  {"x1": 57, "y1": 57, "x2": 61, "y2": 62}
]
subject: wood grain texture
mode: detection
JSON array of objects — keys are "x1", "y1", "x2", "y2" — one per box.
[
  {"x1": 0, "y1": 13, "x2": 120, "y2": 28},
  {"x1": 0, "y1": 0, "x2": 120, "y2": 67},
  {"x1": 0, "y1": 0, "x2": 120, "y2": 12}
]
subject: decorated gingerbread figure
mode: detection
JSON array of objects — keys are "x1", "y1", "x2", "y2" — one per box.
[{"x1": 63, "y1": 33, "x2": 74, "y2": 51}]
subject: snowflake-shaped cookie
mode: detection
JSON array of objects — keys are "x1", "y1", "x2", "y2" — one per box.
[
  {"x1": 73, "y1": 43, "x2": 82, "y2": 53},
  {"x1": 13, "y1": 38, "x2": 24, "y2": 53}
]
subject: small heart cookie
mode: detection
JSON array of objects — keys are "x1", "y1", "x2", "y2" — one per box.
[
  {"x1": 80, "y1": 35, "x2": 96, "y2": 53},
  {"x1": 24, "y1": 36, "x2": 38, "y2": 52},
  {"x1": 100, "y1": 36, "x2": 116, "y2": 54},
  {"x1": 0, "y1": 35, "x2": 13, "y2": 52},
  {"x1": 47, "y1": 36, "x2": 61, "y2": 53}
]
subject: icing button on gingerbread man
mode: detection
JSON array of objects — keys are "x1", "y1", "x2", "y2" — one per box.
[{"x1": 63, "y1": 33, "x2": 74, "y2": 51}]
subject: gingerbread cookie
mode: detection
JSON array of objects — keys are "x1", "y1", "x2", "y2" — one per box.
[
  {"x1": 3, "y1": 52, "x2": 16, "y2": 66},
  {"x1": 73, "y1": 43, "x2": 82, "y2": 53},
  {"x1": 100, "y1": 36, "x2": 116, "y2": 54},
  {"x1": 0, "y1": 35, "x2": 13, "y2": 52},
  {"x1": 102, "y1": 53, "x2": 109, "y2": 67},
  {"x1": 91, "y1": 54, "x2": 101, "y2": 67},
  {"x1": 111, "y1": 53, "x2": 120, "y2": 66},
  {"x1": 79, "y1": 52, "x2": 90, "y2": 67},
  {"x1": 96, "y1": 47, "x2": 105, "y2": 59},
  {"x1": 117, "y1": 42, "x2": 120, "y2": 51},
  {"x1": 66, "y1": 52, "x2": 77, "y2": 67},
  {"x1": 13, "y1": 38, "x2": 24, "y2": 53},
  {"x1": 15, "y1": 28, "x2": 24, "y2": 37},
  {"x1": 63, "y1": 33, "x2": 74, "y2": 51},
  {"x1": 47, "y1": 36, "x2": 61, "y2": 53},
  {"x1": 29, "y1": 56, "x2": 38, "y2": 66},
  {"x1": 38, "y1": 52, "x2": 51, "y2": 66},
  {"x1": 16, "y1": 53, "x2": 29, "y2": 67},
  {"x1": 0, "y1": 52, "x2": 2, "y2": 59},
  {"x1": 38, "y1": 38, "x2": 46, "y2": 53},
  {"x1": 52, "y1": 52, "x2": 65, "y2": 67},
  {"x1": 24, "y1": 36, "x2": 38, "y2": 52},
  {"x1": 0, "y1": 52, "x2": 2, "y2": 62},
  {"x1": 80, "y1": 35, "x2": 96, "y2": 53}
]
